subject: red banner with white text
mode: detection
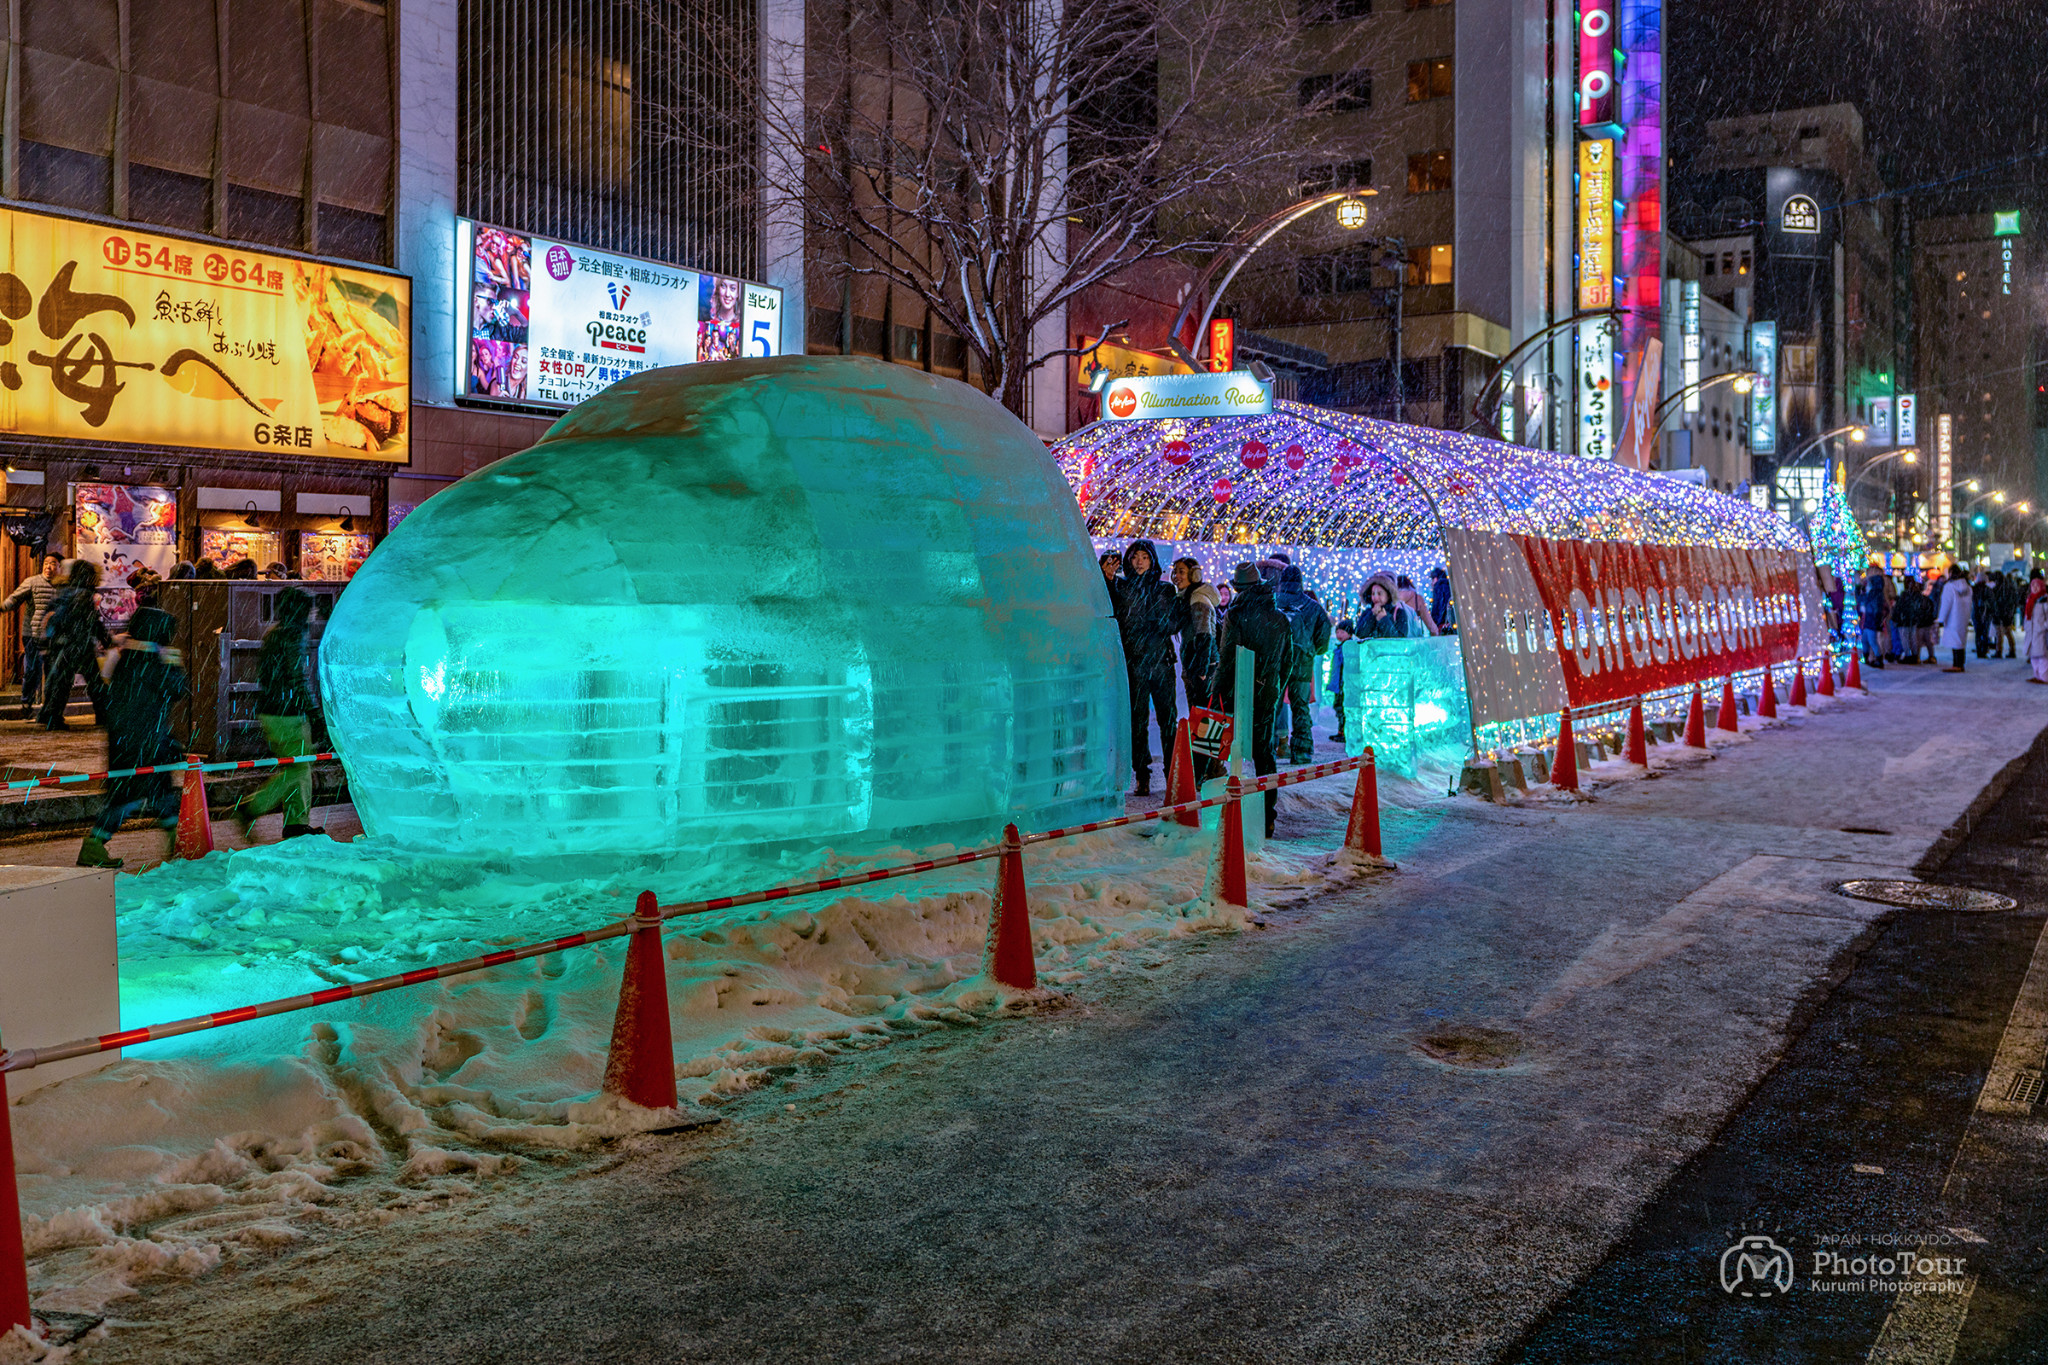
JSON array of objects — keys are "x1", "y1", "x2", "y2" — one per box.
[{"x1": 1511, "y1": 535, "x2": 1818, "y2": 709}]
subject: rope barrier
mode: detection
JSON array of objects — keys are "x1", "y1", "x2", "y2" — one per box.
[
  {"x1": 4, "y1": 752, "x2": 337, "y2": 793},
  {"x1": 0, "y1": 753, "x2": 1370, "y2": 1075}
]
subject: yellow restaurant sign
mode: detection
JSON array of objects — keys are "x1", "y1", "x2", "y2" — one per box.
[
  {"x1": 0, "y1": 205, "x2": 410, "y2": 462},
  {"x1": 1577, "y1": 138, "x2": 1615, "y2": 311}
]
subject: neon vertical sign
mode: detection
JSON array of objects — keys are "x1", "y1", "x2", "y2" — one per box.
[
  {"x1": 1578, "y1": 1, "x2": 1617, "y2": 132},
  {"x1": 1936, "y1": 414, "x2": 1953, "y2": 547},
  {"x1": 1577, "y1": 139, "x2": 1615, "y2": 310},
  {"x1": 1749, "y1": 321, "x2": 1777, "y2": 454}
]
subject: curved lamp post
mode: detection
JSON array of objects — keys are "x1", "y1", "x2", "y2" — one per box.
[
  {"x1": 1166, "y1": 190, "x2": 1380, "y2": 371},
  {"x1": 1467, "y1": 309, "x2": 1627, "y2": 437},
  {"x1": 1779, "y1": 423, "x2": 1868, "y2": 471},
  {"x1": 1647, "y1": 369, "x2": 1757, "y2": 435}
]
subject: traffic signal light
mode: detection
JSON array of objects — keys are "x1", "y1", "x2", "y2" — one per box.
[{"x1": 1974, "y1": 515, "x2": 1988, "y2": 527}]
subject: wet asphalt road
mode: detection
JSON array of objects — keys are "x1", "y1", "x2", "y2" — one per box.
[{"x1": 1511, "y1": 737, "x2": 2048, "y2": 1364}]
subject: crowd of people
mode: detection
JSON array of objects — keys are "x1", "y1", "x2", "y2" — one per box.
[
  {"x1": 1847, "y1": 561, "x2": 2048, "y2": 680},
  {"x1": 3, "y1": 555, "x2": 329, "y2": 866},
  {"x1": 1099, "y1": 542, "x2": 1455, "y2": 837}
]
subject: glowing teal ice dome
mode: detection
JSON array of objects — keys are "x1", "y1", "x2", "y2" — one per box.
[{"x1": 321, "y1": 355, "x2": 1126, "y2": 863}]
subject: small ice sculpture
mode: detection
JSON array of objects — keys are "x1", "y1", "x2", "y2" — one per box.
[{"x1": 321, "y1": 356, "x2": 1127, "y2": 863}]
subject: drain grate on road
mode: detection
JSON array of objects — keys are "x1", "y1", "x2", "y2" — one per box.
[
  {"x1": 1830, "y1": 879, "x2": 2019, "y2": 913},
  {"x1": 2007, "y1": 1068, "x2": 2045, "y2": 1109}
]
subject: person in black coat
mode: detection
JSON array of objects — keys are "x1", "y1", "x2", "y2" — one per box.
[
  {"x1": 230, "y1": 588, "x2": 326, "y2": 840},
  {"x1": 1214, "y1": 562, "x2": 1297, "y2": 838},
  {"x1": 1274, "y1": 565, "x2": 1332, "y2": 764},
  {"x1": 1116, "y1": 538, "x2": 1187, "y2": 795},
  {"x1": 37, "y1": 560, "x2": 111, "y2": 730},
  {"x1": 77, "y1": 606, "x2": 188, "y2": 868}
]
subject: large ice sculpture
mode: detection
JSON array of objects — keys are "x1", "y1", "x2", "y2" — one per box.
[{"x1": 321, "y1": 356, "x2": 1127, "y2": 863}]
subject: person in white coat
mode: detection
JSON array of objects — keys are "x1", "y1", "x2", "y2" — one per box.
[
  {"x1": 2025, "y1": 587, "x2": 2048, "y2": 684},
  {"x1": 1936, "y1": 564, "x2": 1974, "y2": 672}
]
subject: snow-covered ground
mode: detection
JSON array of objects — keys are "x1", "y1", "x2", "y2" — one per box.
[{"x1": 6, "y1": 766, "x2": 1384, "y2": 1345}]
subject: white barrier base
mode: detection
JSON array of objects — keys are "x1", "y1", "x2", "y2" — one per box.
[{"x1": 0, "y1": 866, "x2": 120, "y2": 1095}]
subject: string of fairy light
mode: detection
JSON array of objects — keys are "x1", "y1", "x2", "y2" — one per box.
[{"x1": 1055, "y1": 400, "x2": 1826, "y2": 765}]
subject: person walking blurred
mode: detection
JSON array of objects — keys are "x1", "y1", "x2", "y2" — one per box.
[
  {"x1": 1938, "y1": 565, "x2": 1974, "y2": 672},
  {"x1": 2, "y1": 551, "x2": 62, "y2": 717},
  {"x1": 1971, "y1": 568, "x2": 1995, "y2": 658},
  {"x1": 228, "y1": 588, "x2": 325, "y2": 840},
  {"x1": 1171, "y1": 557, "x2": 1220, "y2": 711},
  {"x1": 1994, "y1": 570, "x2": 2022, "y2": 658},
  {"x1": 1892, "y1": 578, "x2": 1932, "y2": 663},
  {"x1": 1214, "y1": 563, "x2": 1295, "y2": 839},
  {"x1": 76, "y1": 606, "x2": 188, "y2": 868},
  {"x1": 1856, "y1": 565, "x2": 1888, "y2": 669},
  {"x1": 37, "y1": 560, "x2": 111, "y2": 729},
  {"x1": 1327, "y1": 619, "x2": 1354, "y2": 743},
  {"x1": 1115, "y1": 540, "x2": 1185, "y2": 796},
  {"x1": 2027, "y1": 581, "x2": 2048, "y2": 683},
  {"x1": 1428, "y1": 567, "x2": 1455, "y2": 633},
  {"x1": 1274, "y1": 565, "x2": 1332, "y2": 764}
]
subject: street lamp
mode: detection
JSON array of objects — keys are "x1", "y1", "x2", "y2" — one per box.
[
  {"x1": 1648, "y1": 370, "x2": 1760, "y2": 435},
  {"x1": 1167, "y1": 189, "x2": 1382, "y2": 370},
  {"x1": 1779, "y1": 424, "x2": 1869, "y2": 470}
]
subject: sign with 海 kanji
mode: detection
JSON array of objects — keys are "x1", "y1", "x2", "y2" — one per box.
[{"x1": 0, "y1": 204, "x2": 411, "y2": 461}]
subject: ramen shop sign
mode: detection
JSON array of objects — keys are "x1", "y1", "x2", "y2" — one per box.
[{"x1": 1101, "y1": 370, "x2": 1272, "y2": 422}]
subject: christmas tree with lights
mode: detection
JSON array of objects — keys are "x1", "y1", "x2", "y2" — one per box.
[{"x1": 1809, "y1": 482, "x2": 1871, "y2": 580}]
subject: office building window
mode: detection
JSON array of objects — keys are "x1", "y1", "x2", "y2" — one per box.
[
  {"x1": 1406, "y1": 57, "x2": 1452, "y2": 103},
  {"x1": 1298, "y1": 159, "x2": 1372, "y2": 197},
  {"x1": 1300, "y1": 70, "x2": 1372, "y2": 113},
  {"x1": 1407, "y1": 150, "x2": 1452, "y2": 195},
  {"x1": 1302, "y1": 0, "x2": 1373, "y2": 21},
  {"x1": 1406, "y1": 242, "x2": 1452, "y2": 286}
]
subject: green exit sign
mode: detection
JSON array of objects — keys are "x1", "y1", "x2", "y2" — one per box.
[{"x1": 1994, "y1": 210, "x2": 2022, "y2": 236}]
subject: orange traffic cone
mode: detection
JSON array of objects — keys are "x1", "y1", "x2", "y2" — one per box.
[
  {"x1": 1717, "y1": 678, "x2": 1739, "y2": 732},
  {"x1": 1218, "y1": 776, "x2": 1249, "y2": 907},
  {"x1": 601, "y1": 891, "x2": 677, "y2": 1109},
  {"x1": 172, "y1": 753, "x2": 214, "y2": 860},
  {"x1": 1343, "y1": 749, "x2": 1383, "y2": 860},
  {"x1": 1625, "y1": 699, "x2": 1648, "y2": 765},
  {"x1": 1758, "y1": 667, "x2": 1778, "y2": 719},
  {"x1": 1166, "y1": 719, "x2": 1200, "y2": 829},
  {"x1": 1844, "y1": 649, "x2": 1863, "y2": 690},
  {"x1": 1817, "y1": 649, "x2": 1837, "y2": 697},
  {"x1": 1552, "y1": 712, "x2": 1581, "y2": 791},
  {"x1": 1788, "y1": 664, "x2": 1808, "y2": 708},
  {"x1": 985, "y1": 824, "x2": 1037, "y2": 990},
  {"x1": 1684, "y1": 684, "x2": 1707, "y2": 748}
]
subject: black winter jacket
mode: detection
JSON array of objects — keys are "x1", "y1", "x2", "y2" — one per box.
[
  {"x1": 1214, "y1": 582, "x2": 1296, "y2": 734},
  {"x1": 1114, "y1": 539, "x2": 1186, "y2": 679}
]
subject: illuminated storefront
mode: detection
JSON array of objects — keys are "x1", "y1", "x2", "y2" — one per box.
[{"x1": 0, "y1": 203, "x2": 410, "y2": 585}]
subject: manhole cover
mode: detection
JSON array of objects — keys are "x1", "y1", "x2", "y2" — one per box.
[
  {"x1": 1416, "y1": 1026, "x2": 1525, "y2": 1069},
  {"x1": 1831, "y1": 879, "x2": 2018, "y2": 912}
]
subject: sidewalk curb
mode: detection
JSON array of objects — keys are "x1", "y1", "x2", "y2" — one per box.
[{"x1": 1914, "y1": 722, "x2": 2048, "y2": 878}]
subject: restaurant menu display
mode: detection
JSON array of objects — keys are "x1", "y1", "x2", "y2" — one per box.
[{"x1": 457, "y1": 218, "x2": 782, "y2": 409}]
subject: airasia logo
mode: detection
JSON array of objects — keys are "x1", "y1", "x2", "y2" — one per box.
[{"x1": 1107, "y1": 385, "x2": 1137, "y2": 418}]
